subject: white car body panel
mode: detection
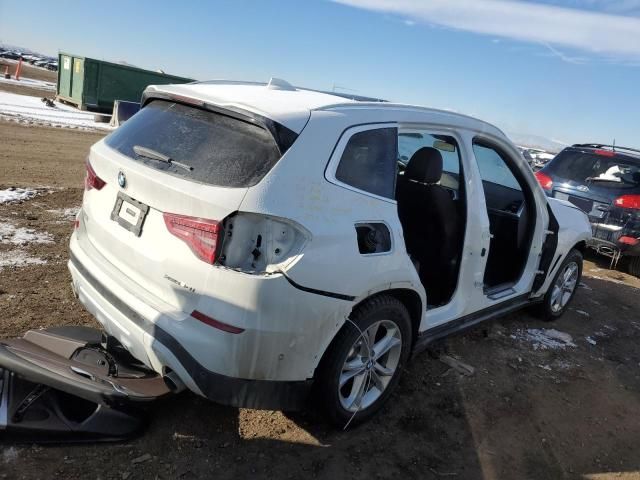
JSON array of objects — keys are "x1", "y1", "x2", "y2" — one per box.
[
  {"x1": 67, "y1": 81, "x2": 592, "y2": 409},
  {"x1": 538, "y1": 198, "x2": 592, "y2": 294}
]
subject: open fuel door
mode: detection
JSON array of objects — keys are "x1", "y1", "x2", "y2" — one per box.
[{"x1": 0, "y1": 326, "x2": 171, "y2": 442}]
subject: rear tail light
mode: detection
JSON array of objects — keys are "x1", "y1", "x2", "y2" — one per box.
[
  {"x1": 618, "y1": 236, "x2": 639, "y2": 246},
  {"x1": 614, "y1": 195, "x2": 640, "y2": 210},
  {"x1": 534, "y1": 171, "x2": 553, "y2": 191},
  {"x1": 191, "y1": 310, "x2": 244, "y2": 334},
  {"x1": 85, "y1": 160, "x2": 106, "y2": 191},
  {"x1": 163, "y1": 213, "x2": 221, "y2": 264}
]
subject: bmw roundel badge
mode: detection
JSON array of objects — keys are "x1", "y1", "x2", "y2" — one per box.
[{"x1": 118, "y1": 171, "x2": 126, "y2": 188}]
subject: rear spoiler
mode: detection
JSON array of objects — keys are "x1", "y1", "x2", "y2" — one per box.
[{"x1": 140, "y1": 88, "x2": 298, "y2": 155}]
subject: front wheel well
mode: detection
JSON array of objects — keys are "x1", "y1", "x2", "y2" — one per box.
[{"x1": 573, "y1": 240, "x2": 586, "y2": 254}]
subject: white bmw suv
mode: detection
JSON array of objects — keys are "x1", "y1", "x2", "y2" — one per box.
[{"x1": 0, "y1": 79, "x2": 592, "y2": 428}]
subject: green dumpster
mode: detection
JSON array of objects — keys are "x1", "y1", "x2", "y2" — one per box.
[{"x1": 56, "y1": 52, "x2": 193, "y2": 112}]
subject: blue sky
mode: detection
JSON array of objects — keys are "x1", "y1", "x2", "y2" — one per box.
[{"x1": 1, "y1": 0, "x2": 638, "y2": 149}]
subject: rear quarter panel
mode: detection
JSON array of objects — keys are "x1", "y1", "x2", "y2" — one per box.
[{"x1": 239, "y1": 110, "x2": 424, "y2": 303}]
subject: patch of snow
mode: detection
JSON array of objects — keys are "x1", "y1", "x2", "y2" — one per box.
[
  {"x1": 0, "y1": 221, "x2": 53, "y2": 245},
  {"x1": 553, "y1": 360, "x2": 575, "y2": 370},
  {"x1": 574, "y1": 309, "x2": 590, "y2": 317},
  {"x1": 0, "y1": 187, "x2": 37, "y2": 203},
  {"x1": 0, "y1": 250, "x2": 46, "y2": 269},
  {"x1": 586, "y1": 274, "x2": 626, "y2": 285},
  {"x1": 538, "y1": 364, "x2": 552, "y2": 371},
  {"x1": 2, "y1": 446, "x2": 19, "y2": 464},
  {"x1": 586, "y1": 336, "x2": 597, "y2": 346},
  {"x1": 0, "y1": 91, "x2": 113, "y2": 131},
  {"x1": 0, "y1": 75, "x2": 55, "y2": 91},
  {"x1": 47, "y1": 206, "x2": 80, "y2": 221},
  {"x1": 512, "y1": 328, "x2": 577, "y2": 350},
  {"x1": 578, "y1": 282, "x2": 592, "y2": 290}
]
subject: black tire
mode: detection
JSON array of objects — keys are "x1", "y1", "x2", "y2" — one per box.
[
  {"x1": 315, "y1": 295, "x2": 412, "y2": 428},
  {"x1": 628, "y1": 256, "x2": 640, "y2": 278},
  {"x1": 536, "y1": 248, "x2": 583, "y2": 321}
]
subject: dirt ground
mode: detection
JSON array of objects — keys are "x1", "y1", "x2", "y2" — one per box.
[{"x1": 1, "y1": 118, "x2": 640, "y2": 480}]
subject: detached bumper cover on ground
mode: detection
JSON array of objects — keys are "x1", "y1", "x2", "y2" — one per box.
[{"x1": 0, "y1": 326, "x2": 168, "y2": 442}]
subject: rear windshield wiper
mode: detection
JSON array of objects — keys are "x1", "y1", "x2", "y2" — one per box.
[{"x1": 133, "y1": 145, "x2": 193, "y2": 172}]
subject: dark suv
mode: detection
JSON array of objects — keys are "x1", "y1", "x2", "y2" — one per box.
[{"x1": 535, "y1": 144, "x2": 640, "y2": 276}]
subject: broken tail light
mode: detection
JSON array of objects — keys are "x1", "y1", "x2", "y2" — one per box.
[
  {"x1": 534, "y1": 171, "x2": 553, "y2": 191},
  {"x1": 614, "y1": 195, "x2": 640, "y2": 210},
  {"x1": 85, "y1": 160, "x2": 106, "y2": 191},
  {"x1": 163, "y1": 213, "x2": 221, "y2": 264},
  {"x1": 218, "y1": 212, "x2": 309, "y2": 274}
]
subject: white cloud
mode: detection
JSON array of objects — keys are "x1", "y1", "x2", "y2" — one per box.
[{"x1": 334, "y1": 0, "x2": 640, "y2": 59}]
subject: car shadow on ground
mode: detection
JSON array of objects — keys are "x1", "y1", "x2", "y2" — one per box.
[{"x1": 135, "y1": 359, "x2": 487, "y2": 479}]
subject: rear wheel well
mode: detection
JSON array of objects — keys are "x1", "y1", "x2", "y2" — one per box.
[
  {"x1": 313, "y1": 288, "x2": 423, "y2": 382},
  {"x1": 350, "y1": 289, "x2": 423, "y2": 349}
]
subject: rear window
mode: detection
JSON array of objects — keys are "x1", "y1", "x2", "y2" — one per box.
[
  {"x1": 547, "y1": 150, "x2": 640, "y2": 189},
  {"x1": 105, "y1": 100, "x2": 285, "y2": 188}
]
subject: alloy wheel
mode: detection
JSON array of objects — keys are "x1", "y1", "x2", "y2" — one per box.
[
  {"x1": 550, "y1": 261, "x2": 579, "y2": 313},
  {"x1": 338, "y1": 320, "x2": 403, "y2": 412}
]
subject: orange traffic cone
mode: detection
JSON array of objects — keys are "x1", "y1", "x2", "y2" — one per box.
[{"x1": 15, "y1": 57, "x2": 23, "y2": 81}]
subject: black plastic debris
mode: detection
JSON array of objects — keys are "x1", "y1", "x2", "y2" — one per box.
[{"x1": 0, "y1": 326, "x2": 172, "y2": 443}]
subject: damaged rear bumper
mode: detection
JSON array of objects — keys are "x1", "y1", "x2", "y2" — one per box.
[{"x1": 68, "y1": 248, "x2": 313, "y2": 411}]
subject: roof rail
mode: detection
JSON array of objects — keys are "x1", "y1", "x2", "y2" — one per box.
[
  {"x1": 572, "y1": 143, "x2": 640, "y2": 155},
  {"x1": 187, "y1": 79, "x2": 386, "y2": 102},
  {"x1": 312, "y1": 90, "x2": 387, "y2": 102},
  {"x1": 190, "y1": 79, "x2": 267, "y2": 87}
]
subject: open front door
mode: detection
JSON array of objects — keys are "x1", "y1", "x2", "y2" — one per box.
[{"x1": 470, "y1": 138, "x2": 550, "y2": 299}]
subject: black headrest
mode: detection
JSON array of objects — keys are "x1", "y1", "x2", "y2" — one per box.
[{"x1": 405, "y1": 147, "x2": 443, "y2": 184}]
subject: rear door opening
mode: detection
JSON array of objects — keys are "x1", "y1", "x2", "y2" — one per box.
[{"x1": 396, "y1": 131, "x2": 467, "y2": 308}]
